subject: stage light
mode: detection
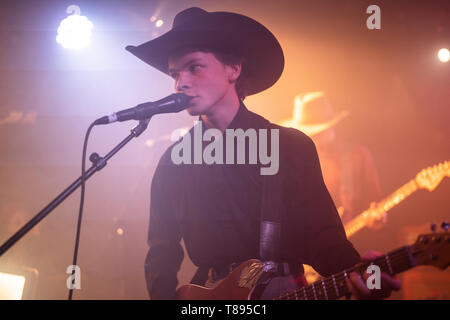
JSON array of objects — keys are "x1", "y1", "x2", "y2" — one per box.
[
  {"x1": 145, "y1": 127, "x2": 190, "y2": 148},
  {"x1": 0, "y1": 272, "x2": 25, "y2": 300},
  {"x1": 156, "y1": 19, "x2": 164, "y2": 28},
  {"x1": 56, "y1": 5, "x2": 94, "y2": 50},
  {"x1": 437, "y1": 48, "x2": 449, "y2": 63},
  {"x1": 116, "y1": 228, "x2": 124, "y2": 236},
  {"x1": 145, "y1": 139, "x2": 155, "y2": 147}
]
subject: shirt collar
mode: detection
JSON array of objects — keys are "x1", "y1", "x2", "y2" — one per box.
[{"x1": 197, "y1": 100, "x2": 253, "y2": 131}]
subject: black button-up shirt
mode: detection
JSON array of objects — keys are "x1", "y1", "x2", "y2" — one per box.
[{"x1": 145, "y1": 102, "x2": 360, "y2": 299}]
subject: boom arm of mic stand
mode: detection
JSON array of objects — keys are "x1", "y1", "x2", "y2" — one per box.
[{"x1": 0, "y1": 118, "x2": 151, "y2": 256}]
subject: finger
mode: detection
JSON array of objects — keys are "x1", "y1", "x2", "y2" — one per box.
[
  {"x1": 368, "y1": 273, "x2": 401, "y2": 299},
  {"x1": 345, "y1": 278, "x2": 358, "y2": 300},
  {"x1": 350, "y1": 272, "x2": 371, "y2": 298},
  {"x1": 362, "y1": 271, "x2": 369, "y2": 281},
  {"x1": 362, "y1": 250, "x2": 383, "y2": 261},
  {"x1": 381, "y1": 212, "x2": 387, "y2": 223},
  {"x1": 381, "y1": 273, "x2": 401, "y2": 291}
]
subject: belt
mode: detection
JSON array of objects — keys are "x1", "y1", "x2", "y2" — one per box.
[{"x1": 192, "y1": 260, "x2": 305, "y2": 286}]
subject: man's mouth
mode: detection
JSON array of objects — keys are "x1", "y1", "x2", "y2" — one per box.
[{"x1": 187, "y1": 96, "x2": 198, "y2": 105}]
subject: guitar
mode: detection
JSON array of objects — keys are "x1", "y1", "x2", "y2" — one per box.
[
  {"x1": 345, "y1": 160, "x2": 450, "y2": 238},
  {"x1": 303, "y1": 160, "x2": 450, "y2": 284},
  {"x1": 177, "y1": 161, "x2": 450, "y2": 297},
  {"x1": 177, "y1": 227, "x2": 450, "y2": 300}
]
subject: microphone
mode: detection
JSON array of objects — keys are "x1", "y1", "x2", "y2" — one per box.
[{"x1": 94, "y1": 93, "x2": 192, "y2": 125}]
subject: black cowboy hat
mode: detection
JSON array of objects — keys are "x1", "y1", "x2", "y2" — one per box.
[{"x1": 126, "y1": 7, "x2": 284, "y2": 96}]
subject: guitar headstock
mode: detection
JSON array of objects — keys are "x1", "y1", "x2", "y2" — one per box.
[
  {"x1": 411, "y1": 223, "x2": 450, "y2": 270},
  {"x1": 415, "y1": 160, "x2": 450, "y2": 191}
]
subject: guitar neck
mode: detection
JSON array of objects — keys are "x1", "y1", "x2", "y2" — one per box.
[
  {"x1": 276, "y1": 245, "x2": 416, "y2": 300},
  {"x1": 345, "y1": 179, "x2": 419, "y2": 237}
]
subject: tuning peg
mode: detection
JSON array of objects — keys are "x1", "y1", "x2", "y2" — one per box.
[
  {"x1": 441, "y1": 221, "x2": 449, "y2": 232},
  {"x1": 431, "y1": 223, "x2": 437, "y2": 233}
]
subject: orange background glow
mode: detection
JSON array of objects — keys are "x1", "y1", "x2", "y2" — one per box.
[{"x1": 0, "y1": 0, "x2": 449, "y2": 299}]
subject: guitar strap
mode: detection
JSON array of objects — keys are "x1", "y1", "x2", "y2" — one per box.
[
  {"x1": 259, "y1": 173, "x2": 284, "y2": 263},
  {"x1": 259, "y1": 172, "x2": 294, "y2": 277},
  {"x1": 255, "y1": 172, "x2": 308, "y2": 299}
]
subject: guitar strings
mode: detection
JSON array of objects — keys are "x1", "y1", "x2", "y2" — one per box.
[
  {"x1": 277, "y1": 248, "x2": 412, "y2": 300},
  {"x1": 280, "y1": 259, "x2": 411, "y2": 300},
  {"x1": 278, "y1": 253, "x2": 409, "y2": 300}
]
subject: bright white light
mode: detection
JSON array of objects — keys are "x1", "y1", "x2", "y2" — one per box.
[
  {"x1": 437, "y1": 48, "x2": 449, "y2": 63},
  {"x1": 145, "y1": 139, "x2": 156, "y2": 147},
  {"x1": 0, "y1": 272, "x2": 25, "y2": 300},
  {"x1": 56, "y1": 14, "x2": 94, "y2": 49},
  {"x1": 156, "y1": 19, "x2": 164, "y2": 28}
]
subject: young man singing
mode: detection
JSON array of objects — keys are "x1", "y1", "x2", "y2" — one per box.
[{"x1": 126, "y1": 7, "x2": 400, "y2": 300}]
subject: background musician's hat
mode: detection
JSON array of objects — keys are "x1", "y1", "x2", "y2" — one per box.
[
  {"x1": 279, "y1": 92, "x2": 349, "y2": 137},
  {"x1": 125, "y1": 7, "x2": 284, "y2": 96}
]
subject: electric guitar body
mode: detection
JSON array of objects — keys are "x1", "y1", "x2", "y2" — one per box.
[
  {"x1": 177, "y1": 259, "x2": 263, "y2": 300},
  {"x1": 177, "y1": 229, "x2": 450, "y2": 300}
]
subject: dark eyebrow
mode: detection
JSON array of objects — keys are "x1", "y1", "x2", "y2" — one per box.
[{"x1": 168, "y1": 58, "x2": 203, "y2": 74}]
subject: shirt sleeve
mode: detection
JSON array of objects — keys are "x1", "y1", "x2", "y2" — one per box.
[
  {"x1": 145, "y1": 151, "x2": 184, "y2": 299},
  {"x1": 289, "y1": 133, "x2": 361, "y2": 277}
]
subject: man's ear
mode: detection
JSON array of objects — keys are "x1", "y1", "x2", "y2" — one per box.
[{"x1": 227, "y1": 64, "x2": 242, "y2": 83}]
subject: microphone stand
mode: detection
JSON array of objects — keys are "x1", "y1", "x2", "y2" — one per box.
[{"x1": 0, "y1": 118, "x2": 151, "y2": 257}]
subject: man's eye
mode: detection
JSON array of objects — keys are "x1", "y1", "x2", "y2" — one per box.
[{"x1": 189, "y1": 65, "x2": 202, "y2": 72}]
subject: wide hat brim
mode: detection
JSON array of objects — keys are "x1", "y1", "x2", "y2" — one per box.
[
  {"x1": 279, "y1": 110, "x2": 349, "y2": 137},
  {"x1": 125, "y1": 8, "x2": 284, "y2": 96}
]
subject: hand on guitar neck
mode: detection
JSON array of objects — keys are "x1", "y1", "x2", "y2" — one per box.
[
  {"x1": 344, "y1": 160, "x2": 450, "y2": 238},
  {"x1": 178, "y1": 226, "x2": 450, "y2": 300},
  {"x1": 346, "y1": 250, "x2": 401, "y2": 299},
  {"x1": 365, "y1": 202, "x2": 387, "y2": 230}
]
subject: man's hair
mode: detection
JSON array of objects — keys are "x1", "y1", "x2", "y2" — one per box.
[{"x1": 169, "y1": 46, "x2": 249, "y2": 100}]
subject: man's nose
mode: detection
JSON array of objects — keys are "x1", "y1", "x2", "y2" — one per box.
[{"x1": 175, "y1": 71, "x2": 191, "y2": 92}]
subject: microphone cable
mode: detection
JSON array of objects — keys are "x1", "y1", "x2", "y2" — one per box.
[{"x1": 68, "y1": 121, "x2": 96, "y2": 300}]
